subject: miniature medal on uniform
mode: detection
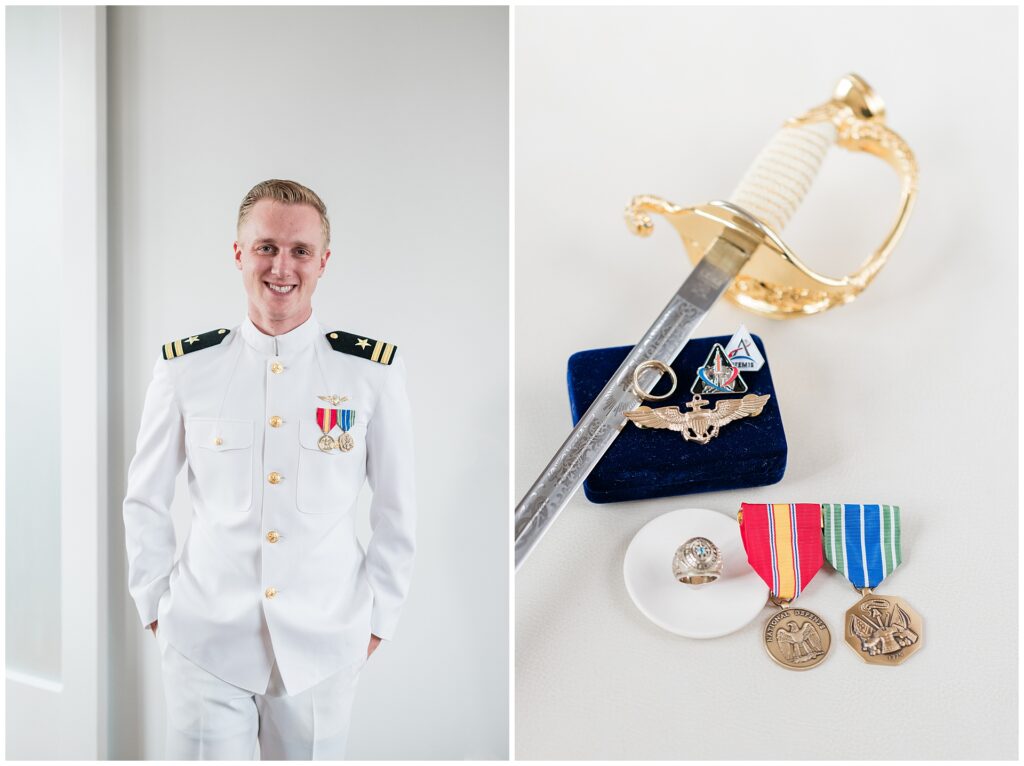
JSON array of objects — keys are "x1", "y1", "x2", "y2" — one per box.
[
  {"x1": 336, "y1": 409, "x2": 356, "y2": 452},
  {"x1": 315, "y1": 404, "x2": 357, "y2": 453}
]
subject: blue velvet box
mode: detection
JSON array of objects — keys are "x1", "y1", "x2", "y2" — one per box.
[{"x1": 567, "y1": 334, "x2": 787, "y2": 503}]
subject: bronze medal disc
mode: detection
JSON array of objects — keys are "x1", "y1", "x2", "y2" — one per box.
[
  {"x1": 337, "y1": 432, "x2": 355, "y2": 452},
  {"x1": 318, "y1": 434, "x2": 338, "y2": 453},
  {"x1": 763, "y1": 607, "x2": 831, "y2": 670},
  {"x1": 844, "y1": 592, "x2": 922, "y2": 665}
]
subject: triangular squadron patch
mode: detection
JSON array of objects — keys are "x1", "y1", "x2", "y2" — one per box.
[{"x1": 690, "y1": 343, "x2": 748, "y2": 395}]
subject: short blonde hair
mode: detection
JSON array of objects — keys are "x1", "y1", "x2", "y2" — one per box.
[{"x1": 237, "y1": 179, "x2": 330, "y2": 250}]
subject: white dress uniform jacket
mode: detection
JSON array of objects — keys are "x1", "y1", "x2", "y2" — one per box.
[{"x1": 123, "y1": 313, "x2": 416, "y2": 696}]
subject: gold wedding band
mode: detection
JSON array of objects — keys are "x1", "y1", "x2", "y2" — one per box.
[{"x1": 632, "y1": 360, "x2": 678, "y2": 401}]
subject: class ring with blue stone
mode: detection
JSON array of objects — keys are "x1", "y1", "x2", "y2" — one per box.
[{"x1": 672, "y1": 536, "x2": 722, "y2": 585}]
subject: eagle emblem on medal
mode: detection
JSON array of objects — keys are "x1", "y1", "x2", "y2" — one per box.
[
  {"x1": 763, "y1": 607, "x2": 831, "y2": 670},
  {"x1": 776, "y1": 620, "x2": 825, "y2": 661}
]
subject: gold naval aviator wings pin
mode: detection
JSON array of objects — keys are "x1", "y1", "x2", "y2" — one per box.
[
  {"x1": 317, "y1": 394, "x2": 350, "y2": 406},
  {"x1": 625, "y1": 393, "x2": 770, "y2": 444}
]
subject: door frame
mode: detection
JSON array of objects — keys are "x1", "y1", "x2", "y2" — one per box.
[{"x1": 5, "y1": 6, "x2": 109, "y2": 759}]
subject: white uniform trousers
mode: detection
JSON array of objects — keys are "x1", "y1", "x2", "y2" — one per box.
[{"x1": 157, "y1": 627, "x2": 365, "y2": 760}]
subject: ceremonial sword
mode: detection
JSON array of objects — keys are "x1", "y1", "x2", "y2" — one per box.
[
  {"x1": 513, "y1": 205, "x2": 762, "y2": 569},
  {"x1": 514, "y1": 74, "x2": 917, "y2": 569}
]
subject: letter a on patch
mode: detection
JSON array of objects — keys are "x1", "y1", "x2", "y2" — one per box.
[{"x1": 724, "y1": 324, "x2": 765, "y2": 372}]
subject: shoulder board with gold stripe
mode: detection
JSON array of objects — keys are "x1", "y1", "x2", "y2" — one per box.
[
  {"x1": 325, "y1": 331, "x2": 398, "y2": 365},
  {"x1": 162, "y1": 328, "x2": 230, "y2": 360}
]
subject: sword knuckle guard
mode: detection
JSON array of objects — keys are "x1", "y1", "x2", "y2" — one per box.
[{"x1": 625, "y1": 73, "x2": 918, "y2": 319}]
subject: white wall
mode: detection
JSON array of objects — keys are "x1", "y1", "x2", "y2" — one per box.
[{"x1": 107, "y1": 6, "x2": 508, "y2": 759}]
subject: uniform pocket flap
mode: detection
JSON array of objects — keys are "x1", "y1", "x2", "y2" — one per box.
[{"x1": 188, "y1": 419, "x2": 254, "y2": 451}]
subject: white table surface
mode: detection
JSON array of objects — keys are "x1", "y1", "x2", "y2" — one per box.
[{"x1": 514, "y1": 6, "x2": 1018, "y2": 760}]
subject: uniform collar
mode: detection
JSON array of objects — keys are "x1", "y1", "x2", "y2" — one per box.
[{"x1": 240, "y1": 312, "x2": 320, "y2": 356}]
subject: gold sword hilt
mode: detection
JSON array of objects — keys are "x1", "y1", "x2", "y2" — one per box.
[{"x1": 625, "y1": 73, "x2": 918, "y2": 318}]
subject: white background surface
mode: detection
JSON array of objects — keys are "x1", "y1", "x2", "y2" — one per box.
[
  {"x1": 105, "y1": 6, "x2": 508, "y2": 759},
  {"x1": 515, "y1": 6, "x2": 1017, "y2": 760}
]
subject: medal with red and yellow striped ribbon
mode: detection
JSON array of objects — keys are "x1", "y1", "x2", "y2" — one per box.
[
  {"x1": 739, "y1": 502, "x2": 832, "y2": 670},
  {"x1": 316, "y1": 407, "x2": 339, "y2": 452}
]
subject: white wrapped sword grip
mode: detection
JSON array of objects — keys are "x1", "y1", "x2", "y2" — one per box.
[{"x1": 729, "y1": 121, "x2": 836, "y2": 234}]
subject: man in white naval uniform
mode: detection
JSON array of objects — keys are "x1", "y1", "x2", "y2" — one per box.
[{"x1": 122, "y1": 180, "x2": 415, "y2": 759}]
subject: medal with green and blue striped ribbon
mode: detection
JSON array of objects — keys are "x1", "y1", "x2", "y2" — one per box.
[
  {"x1": 822, "y1": 503, "x2": 902, "y2": 589},
  {"x1": 336, "y1": 409, "x2": 356, "y2": 452},
  {"x1": 822, "y1": 503, "x2": 923, "y2": 665}
]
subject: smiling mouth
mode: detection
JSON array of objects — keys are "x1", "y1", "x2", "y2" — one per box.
[{"x1": 264, "y1": 281, "x2": 296, "y2": 295}]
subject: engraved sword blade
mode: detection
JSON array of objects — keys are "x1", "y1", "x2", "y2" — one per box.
[{"x1": 515, "y1": 236, "x2": 753, "y2": 570}]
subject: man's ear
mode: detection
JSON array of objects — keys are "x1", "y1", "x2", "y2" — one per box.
[
  {"x1": 233, "y1": 242, "x2": 243, "y2": 269},
  {"x1": 320, "y1": 248, "x2": 331, "y2": 275}
]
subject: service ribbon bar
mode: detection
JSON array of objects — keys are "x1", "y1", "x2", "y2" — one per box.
[
  {"x1": 316, "y1": 407, "x2": 339, "y2": 434},
  {"x1": 739, "y1": 503, "x2": 824, "y2": 601},
  {"x1": 339, "y1": 409, "x2": 356, "y2": 432},
  {"x1": 823, "y1": 503, "x2": 902, "y2": 590}
]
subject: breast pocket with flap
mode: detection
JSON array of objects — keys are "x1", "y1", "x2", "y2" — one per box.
[
  {"x1": 296, "y1": 419, "x2": 366, "y2": 514},
  {"x1": 185, "y1": 418, "x2": 254, "y2": 513}
]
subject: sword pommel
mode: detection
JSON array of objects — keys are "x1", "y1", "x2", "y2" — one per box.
[{"x1": 831, "y1": 73, "x2": 885, "y2": 122}]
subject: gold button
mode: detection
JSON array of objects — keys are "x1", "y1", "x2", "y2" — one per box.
[
  {"x1": 329, "y1": 332, "x2": 338, "y2": 339},
  {"x1": 269, "y1": 416, "x2": 283, "y2": 428},
  {"x1": 266, "y1": 530, "x2": 280, "y2": 543},
  {"x1": 213, "y1": 436, "x2": 223, "y2": 446},
  {"x1": 265, "y1": 587, "x2": 278, "y2": 599},
  {"x1": 218, "y1": 329, "x2": 227, "y2": 334},
  {"x1": 270, "y1": 362, "x2": 284, "y2": 374},
  {"x1": 268, "y1": 472, "x2": 282, "y2": 485}
]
